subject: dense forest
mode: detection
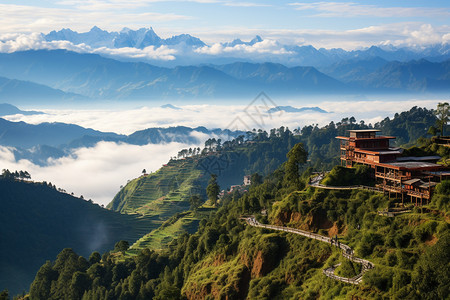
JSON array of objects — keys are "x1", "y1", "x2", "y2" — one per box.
[
  {"x1": 26, "y1": 152, "x2": 449, "y2": 299},
  {"x1": 175, "y1": 105, "x2": 443, "y2": 180},
  {"x1": 0, "y1": 175, "x2": 158, "y2": 297}
]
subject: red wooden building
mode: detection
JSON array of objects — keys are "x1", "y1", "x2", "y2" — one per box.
[{"x1": 337, "y1": 129, "x2": 448, "y2": 205}]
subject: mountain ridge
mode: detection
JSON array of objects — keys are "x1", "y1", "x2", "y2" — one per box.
[
  {"x1": 0, "y1": 49, "x2": 448, "y2": 102},
  {"x1": 0, "y1": 103, "x2": 44, "y2": 117},
  {"x1": 45, "y1": 26, "x2": 206, "y2": 49},
  {"x1": 0, "y1": 50, "x2": 351, "y2": 100}
]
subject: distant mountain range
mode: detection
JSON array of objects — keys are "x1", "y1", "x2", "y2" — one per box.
[
  {"x1": 161, "y1": 103, "x2": 182, "y2": 110},
  {"x1": 1, "y1": 27, "x2": 450, "y2": 101},
  {"x1": 0, "y1": 49, "x2": 448, "y2": 102},
  {"x1": 42, "y1": 27, "x2": 450, "y2": 68},
  {"x1": 0, "y1": 103, "x2": 43, "y2": 117},
  {"x1": 267, "y1": 106, "x2": 327, "y2": 114},
  {"x1": 0, "y1": 76, "x2": 85, "y2": 103},
  {"x1": 0, "y1": 117, "x2": 244, "y2": 165},
  {"x1": 0, "y1": 50, "x2": 349, "y2": 101},
  {"x1": 319, "y1": 57, "x2": 450, "y2": 91}
]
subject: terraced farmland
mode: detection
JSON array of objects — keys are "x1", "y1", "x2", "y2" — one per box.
[
  {"x1": 128, "y1": 206, "x2": 215, "y2": 253},
  {"x1": 108, "y1": 158, "x2": 206, "y2": 218}
]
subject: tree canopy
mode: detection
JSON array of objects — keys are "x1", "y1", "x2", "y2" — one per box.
[
  {"x1": 435, "y1": 102, "x2": 449, "y2": 136},
  {"x1": 283, "y1": 142, "x2": 307, "y2": 189},
  {"x1": 206, "y1": 174, "x2": 220, "y2": 206}
]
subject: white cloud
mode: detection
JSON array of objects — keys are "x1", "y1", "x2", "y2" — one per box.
[
  {"x1": 402, "y1": 24, "x2": 445, "y2": 47},
  {"x1": 0, "y1": 33, "x2": 89, "y2": 53},
  {"x1": 223, "y1": 2, "x2": 272, "y2": 7},
  {"x1": 0, "y1": 3, "x2": 191, "y2": 34},
  {"x1": 289, "y1": 2, "x2": 450, "y2": 18},
  {"x1": 93, "y1": 45, "x2": 177, "y2": 60},
  {"x1": 6, "y1": 98, "x2": 442, "y2": 134},
  {"x1": 183, "y1": 23, "x2": 450, "y2": 50},
  {"x1": 0, "y1": 33, "x2": 177, "y2": 60},
  {"x1": 0, "y1": 141, "x2": 198, "y2": 206},
  {"x1": 57, "y1": 0, "x2": 270, "y2": 10},
  {"x1": 195, "y1": 39, "x2": 294, "y2": 56}
]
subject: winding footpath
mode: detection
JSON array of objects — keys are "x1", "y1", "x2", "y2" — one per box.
[
  {"x1": 241, "y1": 216, "x2": 374, "y2": 285},
  {"x1": 309, "y1": 172, "x2": 383, "y2": 193}
]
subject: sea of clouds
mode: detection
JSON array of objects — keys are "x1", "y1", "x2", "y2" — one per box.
[{"x1": 0, "y1": 98, "x2": 443, "y2": 206}]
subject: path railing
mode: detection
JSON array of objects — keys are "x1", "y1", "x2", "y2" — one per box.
[
  {"x1": 241, "y1": 216, "x2": 374, "y2": 285},
  {"x1": 309, "y1": 174, "x2": 383, "y2": 193},
  {"x1": 311, "y1": 184, "x2": 383, "y2": 192}
]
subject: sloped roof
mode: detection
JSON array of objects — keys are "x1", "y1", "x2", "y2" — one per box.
[
  {"x1": 347, "y1": 129, "x2": 380, "y2": 132},
  {"x1": 420, "y1": 182, "x2": 438, "y2": 188},
  {"x1": 387, "y1": 161, "x2": 441, "y2": 170},
  {"x1": 403, "y1": 178, "x2": 423, "y2": 185},
  {"x1": 397, "y1": 156, "x2": 441, "y2": 162}
]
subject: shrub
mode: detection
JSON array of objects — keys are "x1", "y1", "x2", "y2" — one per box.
[
  {"x1": 358, "y1": 232, "x2": 383, "y2": 257},
  {"x1": 385, "y1": 251, "x2": 397, "y2": 266},
  {"x1": 364, "y1": 267, "x2": 393, "y2": 292}
]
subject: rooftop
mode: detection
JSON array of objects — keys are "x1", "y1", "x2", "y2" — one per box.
[
  {"x1": 420, "y1": 182, "x2": 438, "y2": 188},
  {"x1": 396, "y1": 156, "x2": 441, "y2": 162},
  {"x1": 347, "y1": 129, "x2": 380, "y2": 133},
  {"x1": 384, "y1": 161, "x2": 441, "y2": 170},
  {"x1": 336, "y1": 136, "x2": 396, "y2": 140},
  {"x1": 424, "y1": 171, "x2": 450, "y2": 176},
  {"x1": 355, "y1": 148, "x2": 403, "y2": 155},
  {"x1": 403, "y1": 178, "x2": 422, "y2": 185}
]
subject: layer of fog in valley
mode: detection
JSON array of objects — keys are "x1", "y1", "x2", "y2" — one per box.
[{"x1": 0, "y1": 96, "x2": 444, "y2": 206}]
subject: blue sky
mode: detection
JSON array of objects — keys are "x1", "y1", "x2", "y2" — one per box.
[{"x1": 0, "y1": 0, "x2": 449, "y2": 48}]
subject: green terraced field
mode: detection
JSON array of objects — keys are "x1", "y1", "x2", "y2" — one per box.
[
  {"x1": 128, "y1": 206, "x2": 215, "y2": 253},
  {"x1": 104, "y1": 157, "x2": 216, "y2": 254},
  {"x1": 108, "y1": 158, "x2": 206, "y2": 218}
]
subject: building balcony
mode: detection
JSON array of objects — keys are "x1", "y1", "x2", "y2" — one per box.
[
  {"x1": 375, "y1": 184, "x2": 431, "y2": 199},
  {"x1": 406, "y1": 189, "x2": 430, "y2": 199},
  {"x1": 375, "y1": 172, "x2": 409, "y2": 181}
]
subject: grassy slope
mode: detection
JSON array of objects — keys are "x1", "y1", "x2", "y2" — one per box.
[
  {"x1": 0, "y1": 179, "x2": 160, "y2": 296},
  {"x1": 105, "y1": 137, "x2": 299, "y2": 254},
  {"x1": 181, "y1": 176, "x2": 449, "y2": 299},
  {"x1": 106, "y1": 157, "x2": 213, "y2": 254},
  {"x1": 129, "y1": 205, "x2": 215, "y2": 253},
  {"x1": 107, "y1": 158, "x2": 204, "y2": 217}
]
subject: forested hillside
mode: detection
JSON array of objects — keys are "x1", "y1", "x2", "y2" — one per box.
[
  {"x1": 108, "y1": 127, "x2": 303, "y2": 215},
  {"x1": 110, "y1": 105, "x2": 441, "y2": 217},
  {"x1": 28, "y1": 147, "x2": 449, "y2": 299},
  {"x1": 2, "y1": 106, "x2": 448, "y2": 298},
  {"x1": 0, "y1": 177, "x2": 159, "y2": 296},
  {"x1": 105, "y1": 129, "x2": 304, "y2": 253}
]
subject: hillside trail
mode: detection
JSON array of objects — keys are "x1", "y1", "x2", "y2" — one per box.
[
  {"x1": 241, "y1": 216, "x2": 374, "y2": 285},
  {"x1": 309, "y1": 172, "x2": 383, "y2": 192}
]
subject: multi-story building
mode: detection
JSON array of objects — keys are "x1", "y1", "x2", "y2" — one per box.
[{"x1": 336, "y1": 129, "x2": 449, "y2": 205}]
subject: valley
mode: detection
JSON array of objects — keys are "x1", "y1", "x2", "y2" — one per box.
[{"x1": 1, "y1": 105, "x2": 448, "y2": 298}]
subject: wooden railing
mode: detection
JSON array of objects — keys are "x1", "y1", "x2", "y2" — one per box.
[
  {"x1": 376, "y1": 184, "x2": 430, "y2": 199},
  {"x1": 407, "y1": 189, "x2": 430, "y2": 199},
  {"x1": 310, "y1": 182, "x2": 384, "y2": 193},
  {"x1": 375, "y1": 172, "x2": 407, "y2": 181}
]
